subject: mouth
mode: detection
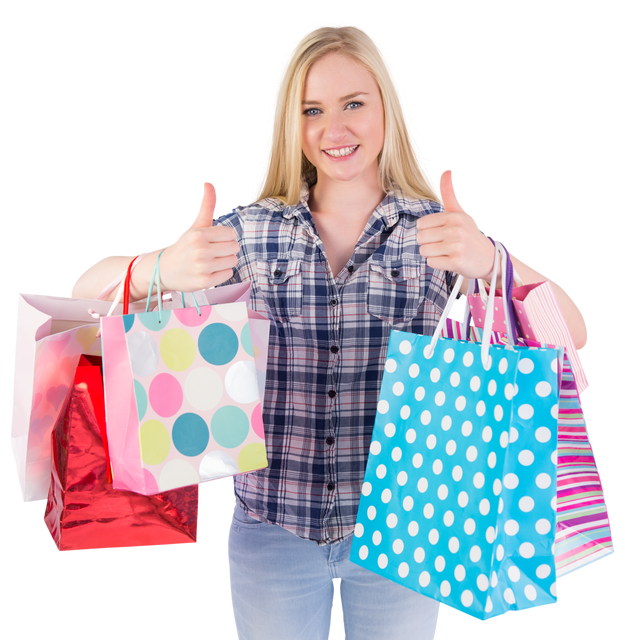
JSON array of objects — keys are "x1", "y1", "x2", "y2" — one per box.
[{"x1": 322, "y1": 145, "x2": 359, "y2": 158}]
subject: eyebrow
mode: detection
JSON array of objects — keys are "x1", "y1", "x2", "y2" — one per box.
[{"x1": 302, "y1": 91, "x2": 368, "y2": 106}]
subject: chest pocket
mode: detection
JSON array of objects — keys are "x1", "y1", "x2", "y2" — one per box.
[
  {"x1": 366, "y1": 261, "x2": 424, "y2": 325},
  {"x1": 256, "y1": 259, "x2": 303, "y2": 322}
]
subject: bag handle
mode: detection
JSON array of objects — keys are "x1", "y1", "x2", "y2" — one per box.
[{"x1": 427, "y1": 242, "x2": 501, "y2": 367}]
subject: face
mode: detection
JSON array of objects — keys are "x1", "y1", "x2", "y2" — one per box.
[{"x1": 301, "y1": 53, "x2": 385, "y2": 187}]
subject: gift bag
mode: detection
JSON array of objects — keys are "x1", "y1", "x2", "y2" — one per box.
[
  {"x1": 44, "y1": 355, "x2": 198, "y2": 550},
  {"x1": 351, "y1": 255, "x2": 561, "y2": 619},
  {"x1": 101, "y1": 258, "x2": 268, "y2": 495}
]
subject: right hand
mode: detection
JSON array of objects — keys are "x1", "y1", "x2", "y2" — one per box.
[{"x1": 159, "y1": 183, "x2": 240, "y2": 291}]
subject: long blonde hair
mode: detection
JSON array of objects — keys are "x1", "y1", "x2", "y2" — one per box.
[{"x1": 257, "y1": 26, "x2": 440, "y2": 205}]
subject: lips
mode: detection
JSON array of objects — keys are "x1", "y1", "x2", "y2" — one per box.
[{"x1": 322, "y1": 145, "x2": 359, "y2": 158}]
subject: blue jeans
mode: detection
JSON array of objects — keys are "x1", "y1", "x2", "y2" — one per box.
[{"x1": 229, "y1": 504, "x2": 439, "y2": 639}]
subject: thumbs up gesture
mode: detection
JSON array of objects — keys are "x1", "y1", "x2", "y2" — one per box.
[
  {"x1": 159, "y1": 183, "x2": 240, "y2": 291},
  {"x1": 416, "y1": 171, "x2": 496, "y2": 280}
]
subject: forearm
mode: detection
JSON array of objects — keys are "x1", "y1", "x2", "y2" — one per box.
[{"x1": 72, "y1": 250, "x2": 163, "y2": 302}]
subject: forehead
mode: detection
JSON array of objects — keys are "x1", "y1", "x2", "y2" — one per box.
[{"x1": 303, "y1": 53, "x2": 379, "y2": 101}]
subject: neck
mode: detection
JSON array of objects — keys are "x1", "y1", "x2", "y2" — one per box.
[{"x1": 308, "y1": 171, "x2": 385, "y2": 220}]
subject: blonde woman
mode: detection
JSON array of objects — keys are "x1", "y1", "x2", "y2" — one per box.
[{"x1": 74, "y1": 27, "x2": 585, "y2": 639}]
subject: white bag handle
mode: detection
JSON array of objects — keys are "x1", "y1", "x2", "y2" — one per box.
[{"x1": 426, "y1": 245, "x2": 503, "y2": 367}]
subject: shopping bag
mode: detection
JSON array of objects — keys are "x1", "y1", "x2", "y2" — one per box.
[
  {"x1": 100, "y1": 257, "x2": 268, "y2": 495},
  {"x1": 11, "y1": 293, "x2": 144, "y2": 501},
  {"x1": 351, "y1": 251, "x2": 561, "y2": 619},
  {"x1": 44, "y1": 355, "x2": 198, "y2": 550},
  {"x1": 467, "y1": 262, "x2": 587, "y2": 393}
]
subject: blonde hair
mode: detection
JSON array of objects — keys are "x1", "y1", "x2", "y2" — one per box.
[{"x1": 257, "y1": 26, "x2": 440, "y2": 205}]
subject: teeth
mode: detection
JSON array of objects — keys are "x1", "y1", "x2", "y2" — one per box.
[{"x1": 324, "y1": 145, "x2": 358, "y2": 157}]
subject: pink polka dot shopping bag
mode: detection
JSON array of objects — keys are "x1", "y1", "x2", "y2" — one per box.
[
  {"x1": 100, "y1": 258, "x2": 269, "y2": 496},
  {"x1": 351, "y1": 245, "x2": 563, "y2": 619}
]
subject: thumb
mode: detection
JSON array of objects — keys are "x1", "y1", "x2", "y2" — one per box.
[
  {"x1": 192, "y1": 182, "x2": 216, "y2": 228},
  {"x1": 440, "y1": 170, "x2": 465, "y2": 213}
]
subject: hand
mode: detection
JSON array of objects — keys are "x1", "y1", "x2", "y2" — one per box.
[
  {"x1": 416, "y1": 171, "x2": 496, "y2": 280},
  {"x1": 159, "y1": 183, "x2": 240, "y2": 291}
]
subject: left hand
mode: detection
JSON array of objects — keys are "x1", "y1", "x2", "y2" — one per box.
[{"x1": 416, "y1": 170, "x2": 496, "y2": 280}]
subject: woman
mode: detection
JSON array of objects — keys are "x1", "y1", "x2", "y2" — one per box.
[{"x1": 74, "y1": 26, "x2": 586, "y2": 640}]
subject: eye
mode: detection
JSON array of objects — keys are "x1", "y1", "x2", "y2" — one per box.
[
  {"x1": 346, "y1": 101, "x2": 363, "y2": 110},
  {"x1": 303, "y1": 107, "x2": 321, "y2": 116}
]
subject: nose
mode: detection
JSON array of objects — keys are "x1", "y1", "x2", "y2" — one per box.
[{"x1": 324, "y1": 109, "x2": 349, "y2": 144}]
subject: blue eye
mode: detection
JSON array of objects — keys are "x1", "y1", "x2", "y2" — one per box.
[
  {"x1": 346, "y1": 101, "x2": 363, "y2": 110},
  {"x1": 303, "y1": 108, "x2": 321, "y2": 116}
]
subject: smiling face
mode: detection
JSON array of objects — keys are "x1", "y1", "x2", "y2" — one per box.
[{"x1": 301, "y1": 52, "x2": 385, "y2": 188}]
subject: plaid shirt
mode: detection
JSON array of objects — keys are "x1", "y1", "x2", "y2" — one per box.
[{"x1": 215, "y1": 186, "x2": 454, "y2": 544}]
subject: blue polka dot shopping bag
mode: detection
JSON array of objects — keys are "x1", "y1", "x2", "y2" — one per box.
[
  {"x1": 351, "y1": 251, "x2": 560, "y2": 620},
  {"x1": 100, "y1": 256, "x2": 269, "y2": 495}
]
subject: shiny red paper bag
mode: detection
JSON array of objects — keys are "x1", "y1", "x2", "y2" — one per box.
[{"x1": 44, "y1": 355, "x2": 198, "y2": 550}]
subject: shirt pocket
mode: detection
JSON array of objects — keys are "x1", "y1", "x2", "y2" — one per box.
[
  {"x1": 256, "y1": 259, "x2": 303, "y2": 322},
  {"x1": 366, "y1": 261, "x2": 424, "y2": 325}
]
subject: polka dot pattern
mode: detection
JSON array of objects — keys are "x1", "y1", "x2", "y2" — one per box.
[
  {"x1": 119, "y1": 300, "x2": 267, "y2": 493},
  {"x1": 351, "y1": 331, "x2": 559, "y2": 619}
]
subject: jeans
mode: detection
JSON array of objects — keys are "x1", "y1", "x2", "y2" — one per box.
[{"x1": 229, "y1": 504, "x2": 439, "y2": 640}]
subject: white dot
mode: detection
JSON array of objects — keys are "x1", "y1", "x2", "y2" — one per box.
[
  {"x1": 491, "y1": 571, "x2": 498, "y2": 588},
  {"x1": 463, "y1": 352, "x2": 474, "y2": 367},
  {"x1": 393, "y1": 539, "x2": 404, "y2": 554},
  {"x1": 387, "y1": 513, "x2": 398, "y2": 528},
  {"x1": 367, "y1": 506, "x2": 376, "y2": 520},
  {"x1": 415, "y1": 386, "x2": 426, "y2": 401},
  {"x1": 461, "y1": 421, "x2": 473, "y2": 436},
  {"x1": 446, "y1": 440, "x2": 457, "y2": 455},
  {"x1": 385, "y1": 358, "x2": 397, "y2": 373},
  {"x1": 414, "y1": 547, "x2": 425, "y2": 563},
  {"x1": 455, "y1": 396, "x2": 467, "y2": 411},
  {"x1": 518, "y1": 450, "x2": 534, "y2": 466},
  {"x1": 488, "y1": 380, "x2": 497, "y2": 396},
  {"x1": 450, "y1": 371, "x2": 461, "y2": 387},
  {"x1": 440, "y1": 581, "x2": 451, "y2": 597},
  {"x1": 441, "y1": 415, "x2": 452, "y2": 431},
  {"x1": 444, "y1": 348, "x2": 456, "y2": 363},
  {"x1": 550, "y1": 583, "x2": 557, "y2": 597},
  {"x1": 392, "y1": 382, "x2": 404, "y2": 396},
  {"x1": 485, "y1": 597, "x2": 493, "y2": 613},
  {"x1": 362, "y1": 482, "x2": 372, "y2": 496},
  {"x1": 454, "y1": 564, "x2": 466, "y2": 581},
  {"x1": 536, "y1": 518, "x2": 551, "y2": 534},
  {"x1": 444, "y1": 510, "x2": 454, "y2": 526},
  {"x1": 458, "y1": 491, "x2": 469, "y2": 508},
  {"x1": 551, "y1": 450, "x2": 557, "y2": 465},
  {"x1": 551, "y1": 404, "x2": 559, "y2": 419},
  {"x1": 504, "y1": 520, "x2": 519, "y2": 536},
  {"x1": 408, "y1": 363, "x2": 419, "y2": 377},
  {"x1": 488, "y1": 452, "x2": 497, "y2": 468},
  {"x1": 498, "y1": 498, "x2": 504, "y2": 513},
  {"x1": 519, "y1": 496, "x2": 534, "y2": 512},
  {"x1": 376, "y1": 464, "x2": 387, "y2": 479},
  {"x1": 479, "y1": 499, "x2": 490, "y2": 515},
  {"x1": 493, "y1": 479, "x2": 502, "y2": 496},
  {"x1": 500, "y1": 431, "x2": 509, "y2": 448},
  {"x1": 536, "y1": 564, "x2": 551, "y2": 579},
  {"x1": 525, "y1": 585, "x2": 537, "y2": 601},
  {"x1": 400, "y1": 406, "x2": 411, "y2": 420},
  {"x1": 408, "y1": 521, "x2": 419, "y2": 536},
  {"x1": 438, "y1": 484, "x2": 449, "y2": 500},
  {"x1": 372, "y1": 530, "x2": 382, "y2": 545},
  {"x1": 485, "y1": 527, "x2": 495, "y2": 543},
  {"x1": 399, "y1": 340, "x2": 412, "y2": 355},
  {"x1": 504, "y1": 383, "x2": 515, "y2": 400},
  {"x1": 466, "y1": 446, "x2": 478, "y2": 462},
  {"x1": 518, "y1": 404, "x2": 534, "y2": 420},
  {"x1": 470, "y1": 376, "x2": 481, "y2": 392},
  {"x1": 430, "y1": 368, "x2": 441, "y2": 383},
  {"x1": 470, "y1": 545, "x2": 482, "y2": 562},
  {"x1": 403, "y1": 496, "x2": 414, "y2": 511},
  {"x1": 359, "y1": 545, "x2": 369, "y2": 560},
  {"x1": 535, "y1": 427, "x2": 552, "y2": 443},
  {"x1": 504, "y1": 588, "x2": 516, "y2": 604},
  {"x1": 496, "y1": 544, "x2": 504, "y2": 561},
  {"x1": 536, "y1": 473, "x2": 552, "y2": 489},
  {"x1": 384, "y1": 423, "x2": 396, "y2": 438},
  {"x1": 433, "y1": 459, "x2": 443, "y2": 475},
  {"x1": 464, "y1": 518, "x2": 476, "y2": 535},
  {"x1": 509, "y1": 426, "x2": 519, "y2": 443},
  {"x1": 378, "y1": 554, "x2": 389, "y2": 569},
  {"x1": 377, "y1": 400, "x2": 389, "y2": 414},
  {"x1": 483, "y1": 355, "x2": 493, "y2": 371},
  {"x1": 435, "y1": 391, "x2": 446, "y2": 406},
  {"x1": 398, "y1": 562, "x2": 410, "y2": 578},
  {"x1": 435, "y1": 555, "x2": 446, "y2": 572},
  {"x1": 452, "y1": 465, "x2": 463, "y2": 481},
  {"x1": 354, "y1": 523, "x2": 364, "y2": 538},
  {"x1": 551, "y1": 358, "x2": 558, "y2": 373},
  {"x1": 476, "y1": 401, "x2": 486, "y2": 417},
  {"x1": 494, "y1": 405, "x2": 504, "y2": 421},
  {"x1": 519, "y1": 358, "x2": 534, "y2": 374},
  {"x1": 499, "y1": 358, "x2": 508, "y2": 374},
  {"x1": 419, "y1": 571, "x2": 431, "y2": 587},
  {"x1": 428, "y1": 529, "x2": 439, "y2": 545},
  {"x1": 397, "y1": 471, "x2": 408, "y2": 486},
  {"x1": 504, "y1": 473, "x2": 519, "y2": 489},
  {"x1": 461, "y1": 590, "x2": 473, "y2": 607},
  {"x1": 477, "y1": 574, "x2": 489, "y2": 591},
  {"x1": 473, "y1": 473, "x2": 485, "y2": 489},
  {"x1": 413, "y1": 453, "x2": 423, "y2": 469},
  {"x1": 508, "y1": 566, "x2": 521, "y2": 582},
  {"x1": 535, "y1": 381, "x2": 552, "y2": 397},
  {"x1": 381, "y1": 488, "x2": 392, "y2": 503},
  {"x1": 426, "y1": 434, "x2": 437, "y2": 449},
  {"x1": 423, "y1": 503, "x2": 434, "y2": 519},
  {"x1": 370, "y1": 441, "x2": 381, "y2": 455},
  {"x1": 520, "y1": 542, "x2": 535, "y2": 558},
  {"x1": 405, "y1": 429, "x2": 416, "y2": 444},
  {"x1": 449, "y1": 537, "x2": 460, "y2": 553},
  {"x1": 392, "y1": 447, "x2": 402, "y2": 462},
  {"x1": 482, "y1": 426, "x2": 493, "y2": 442}
]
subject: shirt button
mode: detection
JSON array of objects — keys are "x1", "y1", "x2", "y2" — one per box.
[
  {"x1": 327, "y1": 482, "x2": 335, "y2": 491},
  {"x1": 391, "y1": 269, "x2": 400, "y2": 277},
  {"x1": 347, "y1": 265, "x2": 354, "y2": 273},
  {"x1": 328, "y1": 390, "x2": 336, "y2": 398},
  {"x1": 330, "y1": 345, "x2": 339, "y2": 354},
  {"x1": 330, "y1": 298, "x2": 338, "y2": 306},
  {"x1": 326, "y1": 436, "x2": 335, "y2": 445},
  {"x1": 273, "y1": 269, "x2": 282, "y2": 277}
]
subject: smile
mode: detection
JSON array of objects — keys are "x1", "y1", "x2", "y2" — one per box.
[{"x1": 322, "y1": 145, "x2": 359, "y2": 158}]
